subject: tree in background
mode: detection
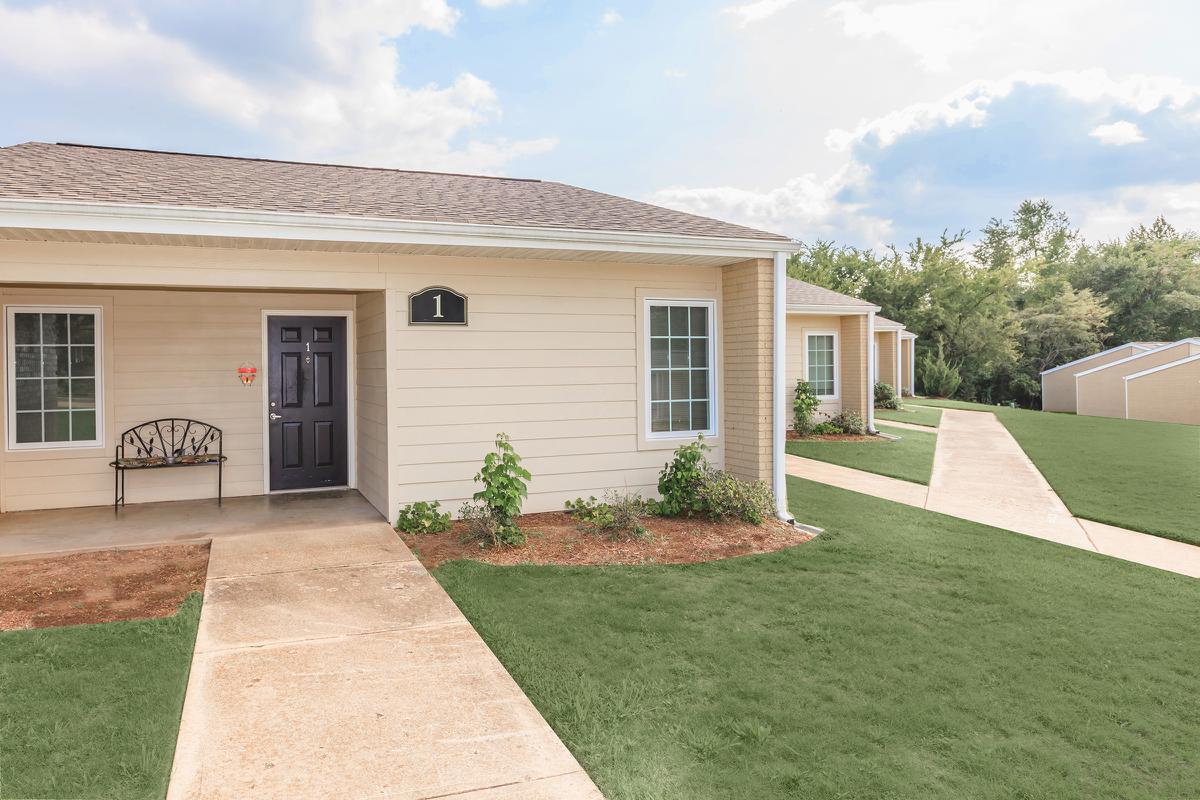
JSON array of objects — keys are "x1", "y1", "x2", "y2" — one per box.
[{"x1": 788, "y1": 201, "x2": 1199, "y2": 407}]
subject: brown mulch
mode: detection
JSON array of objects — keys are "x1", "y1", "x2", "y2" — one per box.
[
  {"x1": 786, "y1": 430, "x2": 878, "y2": 442},
  {"x1": 0, "y1": 543, "x2": 209, "y2": 631},
  {"x1": 400, "y1": 511, "x2": 814, "y2": 570}
]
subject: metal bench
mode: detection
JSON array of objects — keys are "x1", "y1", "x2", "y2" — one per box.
[{"x1": 110, "y1": 418, "x2": 227, "y2": 509}]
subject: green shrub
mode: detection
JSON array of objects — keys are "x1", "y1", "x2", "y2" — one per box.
[
  {"x1": 793, "y1": 380, "x2": 821, "y2": 434},
  {"x1": 460, "y1": 433, "x2": 531, "y2": 548},
  {"x1": 920, "y1": 341, "x2": 963, "y2": 398},
  {"x1": 565, "y1": 491, "x2": 651, "y2": 540},
  {"x1": 696, "y1": 470, "x2": 776, "y2": 524},
  {"x1": 830, "y1": 410, "x2": 866, "y2": 435},
  {"x1": 655, "y1": 436, "x2": 711, "y2": 517},
  {"x1": 874, "y1": 381, "x2": 900, "y2": 410},
  {"x1": 395, "y1": 500, "x2": 450, "y2": 534},
  {"x1": 812, "y1": 421, "x2": 841, "y2": 435}
]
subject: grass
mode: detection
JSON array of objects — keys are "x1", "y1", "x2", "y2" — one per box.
[
  {"x1": 786, "y1": 422, "x2": 937, "y2": 484},
  {"x1": 909, "y1": 399, "x2": 1200, "y2": 545},
  {"x1": 875, "y1": 404, "x2": 943, "y2": 427},
  {"x1": 435, "y1": 478, "x2": 1200, "y2": 800},
  {"x1": 0, "y1": 593, "x2": 202, "y2": 800}
]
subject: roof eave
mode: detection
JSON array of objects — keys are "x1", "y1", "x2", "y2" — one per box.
[
  {"x1": 0, "y1": 198, "x2": 802, "y2": 260},
  {"x1": 786, "y1": 303, "x2": 880, "y2": 315}
]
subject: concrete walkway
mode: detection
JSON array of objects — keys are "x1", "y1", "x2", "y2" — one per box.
[
  {"x1": 788, "y1": 409, "x2": 1200, "y2": 578},
  {"x1": 168, "y1": 522, "x2": 602, "y2": 800}
]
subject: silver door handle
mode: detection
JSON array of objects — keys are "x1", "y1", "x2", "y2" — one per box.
[{"x1": 269, "y1": 412, "x2": 284, "y2": 421}]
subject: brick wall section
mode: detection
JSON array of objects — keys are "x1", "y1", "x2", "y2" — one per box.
[
  {"x1": 877, "y1": 331, "x2": 898, "y2": 388},
  {"x1": 839, "y1": 314, "x2": 870, "y2": 418},
  {"x1": 721, "y1": 258, "x2": 774, "y2": 483}
]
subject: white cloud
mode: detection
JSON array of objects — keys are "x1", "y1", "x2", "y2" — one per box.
[
  {"x1": 650, "y1": 163, "x2": 892, "y2": 244},
  {"x1": 478, "y1": 0, "x2": 525, "y2": 6},
  {"x1": 1074, "y1": 182, "x2": 1200, "y2": 239},
  {"x1": 600, "y1": 9, "x2": 623, "y2": 26},
  {"x1": 720, "y1": 0, "x2": 800, "y2": 27},
  {"x1": 0, "y1": 1, "x2": 555, "y2": 173},
  {"x1": 827, "y1": 70, "x2": 1198, "y2": 151},
  {"x1": 1089, "y1": 120, "x2": 1147, "y2": 146},
  {"x1": 829, "y1": 1, "x2": 1001, "y2": 72},
  {"x1": 664, "y1": 68, "x2": 687, "y2": 79}
]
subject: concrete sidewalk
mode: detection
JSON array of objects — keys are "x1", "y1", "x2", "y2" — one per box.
[
  {"x1": 787, "y1": 410, "x2": 1200, "y2": 579},
  {"x1": 168, "y1": 523, "x2": 601, "y2": 800}
]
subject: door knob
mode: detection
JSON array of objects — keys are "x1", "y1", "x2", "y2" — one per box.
[{"x1": 269, "y1": 412, "x2": 284, "y2": 421}]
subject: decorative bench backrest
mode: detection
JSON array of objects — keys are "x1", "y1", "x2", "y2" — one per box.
[{"x1": 117, "y1": 419, "x2": 223, "y2": 463}]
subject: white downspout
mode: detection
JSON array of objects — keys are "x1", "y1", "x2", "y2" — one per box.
[
  {"x1": 772, "y1": 252, "x2": 792, "y2": 522},
  {"x1": 867, "y1": 311, "x2": 877, "y2": 434}
]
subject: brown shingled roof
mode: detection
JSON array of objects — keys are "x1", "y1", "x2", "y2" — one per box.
[
  {"x1": 786, "y1": 278, "x2": 877, "y2": 309},
  {"x1": 0, "y1": 142, "x2": 792, "y2": 242}
]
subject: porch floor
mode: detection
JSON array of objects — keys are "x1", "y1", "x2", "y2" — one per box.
[{"x1": 0, "y1": 490, "x2": 385, "y2": 561}]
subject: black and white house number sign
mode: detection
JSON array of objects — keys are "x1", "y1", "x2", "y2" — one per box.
[{"x1": 409, "y1": 286, "x2": 468, "y2": 325}]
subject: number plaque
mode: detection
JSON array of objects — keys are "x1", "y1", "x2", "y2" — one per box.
[{"x1": 408, "y1": 286, "x2": 467, "y2": 326}]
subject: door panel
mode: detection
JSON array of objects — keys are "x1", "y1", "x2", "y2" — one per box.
[{"x1": 268, "y1": 315, "x2": 348, "y2": 491}]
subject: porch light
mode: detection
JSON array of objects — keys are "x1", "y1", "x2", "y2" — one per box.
[{"x1": 237, "y1": 362, "x2": 257, "y2": 387}]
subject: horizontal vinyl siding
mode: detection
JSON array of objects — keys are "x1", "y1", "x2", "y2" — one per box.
[
  {"x1": 1126, "y1": 359, "x2": 1200, "y2": 425},
  {"x1": 786, "y1": 314, "x2": 843, "y2": 420},
  {"x1": 355, "y1": 291, "x2": 390, "y2": 517},
  {"x1": 1077, "y1": 342, "x2": 1199, "y2": 419},
  {"x1": 1042, "y1": 345, "x2": 1137, "y2": 413},
  {"x1": 0, "y1": 286, "x2": 353, "y2": 512},
  {"x1": 384, "y1": 256, "x2": 725, "y2": 513}
]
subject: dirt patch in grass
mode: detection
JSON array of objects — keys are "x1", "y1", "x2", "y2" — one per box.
[
  {"x1": 401, "y1": 511, "x2": 813, "y2": 570},
  {"x1": 0, "y1": 544, "x2": 209, "y2": 631},
  {"x1": 786, "y1": 430, "x2": 878, "y2": 442}
]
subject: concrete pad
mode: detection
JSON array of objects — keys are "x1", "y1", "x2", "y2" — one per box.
[
  {"x1": 786, "y1": 454, "x2": 928, "y2": 508},
  {"x1": 169, "y1": 623, "x2": 592, "y2": 800},
  {"x1": 205, "y1": 523, "x2": 414, "y2": 579},
  {"x1": 197, "y1": 560, "x2": 462, "y2": 652},
  {"x1": 440, "y1": 772, "x2": 605, "y2": 799},
  {"x1": 925, "y1": 410, "x2": 1095, "y2": 551},
  {"x1": 875, "y1": 419, "x2": 935, "y2": 433},
  {"x1": 1080, "y1": 519, "x2": 1200, "y2": 579}
]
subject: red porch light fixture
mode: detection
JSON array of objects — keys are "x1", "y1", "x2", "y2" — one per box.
[{"x1": 237, "y1": 362, "x2": 257, "y2": 387}]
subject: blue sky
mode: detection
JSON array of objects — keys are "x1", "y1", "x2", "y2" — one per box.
[{"x1": 2, "y1": 0, "x2": 1199, "y2": 247}]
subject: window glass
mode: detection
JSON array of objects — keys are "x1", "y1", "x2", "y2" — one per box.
[
  {"x1": 807, "y1": 334, "x2": 836, "y2": 397},
  {"x1": 649, "y1": 302, "x2": 713, "y2": 434},
  {"x1": 9, "y1": 310, "x2": 101, "y2": 446}
]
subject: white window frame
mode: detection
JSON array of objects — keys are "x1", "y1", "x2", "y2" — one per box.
[
  {"x1": 643, "y1": 298, "x2": 718, "y2": 440},
  {"x1": 5, "y1": 305, "x2": 104, "y2": 451},
  {"x1": 805, "y1": 330, "x2": 839, "y2": 401}
]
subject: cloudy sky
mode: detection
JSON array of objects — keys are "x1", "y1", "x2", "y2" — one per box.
[{"x1": 2, "y1": 0, "x2": 1199, "y2": 247}]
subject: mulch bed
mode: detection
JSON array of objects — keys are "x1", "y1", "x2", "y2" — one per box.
[
  {"x1": 786, "y1": 430, "x2": 878, "y2": 442},
  {"x1": 0, "y1": 543, "x2": 209, "y2": 631},
  {"x1": 400, "y1": 511, "x2": 815, "y2": 570}
]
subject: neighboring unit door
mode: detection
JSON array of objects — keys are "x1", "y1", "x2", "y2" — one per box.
[{"x1": 267, "y1": 315, "x2": 348, "y2": 491}]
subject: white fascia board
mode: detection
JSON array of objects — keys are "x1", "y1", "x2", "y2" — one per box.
[
  {"x1": 786, "y1": 303, "x2": 879, "y2": 315},
  {"x1": 1072, "y1": 339, "x2": 1198, "y2": 378},
  {"x1": 0, "y1": 198, "x2": 803, "y2": 260},
  {"x1": 1123, "y1": 352, "x2": 1200, "y2": 381},
  {"x1": 873, "y1": 322, "x2": 905, "y2": 332},
  {"x1": 900, "y1": 331, "x2": 917, "y2": 340},
  {"x1": 1041, "y1": 342, "x2": 1147, "y2": 376}
]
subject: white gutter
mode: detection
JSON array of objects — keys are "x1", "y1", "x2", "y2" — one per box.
[
  {"x1": 772, "y1": 252, "x2": 792, "y2": 522},
  {"x1": 0, "y1": 198, "x2": 803, "y2": 260},
  {"x1": 786, "y1": 303, "x2": 880, "y2": 315},
  {"x1": 866, "y1": 310, "x2": 877, "y2": 434}
]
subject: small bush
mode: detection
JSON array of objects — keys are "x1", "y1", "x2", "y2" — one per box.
[
  {"x1": 812, "y1": 421, "x2": 841, "y2": 435},
  {"x1": 655, "y1": 436, "x2": 711, "y2": 517},
  {"x1": 459, "y1": 432, "x2": 531, "y2": 548},
  {"x1": 874, "y1": 381, "x2": 900, "y2": 410},
  {"x1": 830, "y1": 410, "x2": 866, "y2": 435},
  {"x1": 793, "y1": 380, "x2": 821, "y2": 434},
  {"x1": 395, "y1": 500, "x2": 450, "y2": 534},
  {"x1": 458, "y1": 502, "x2": 526, "y2": 548},
  {"x1": 565, "y1": 491, "x2": 651, "y2": 540},
  {"x1": 696, "y1": 470, "x2": 776, "y2": 525},
  {"x1": 920, "y1": 342, "x2": 963, "y2": 398}
]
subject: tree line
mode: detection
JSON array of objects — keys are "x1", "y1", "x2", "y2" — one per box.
[{"x1": 787, "y1": 200, "x2": 1200, "y2": 406}]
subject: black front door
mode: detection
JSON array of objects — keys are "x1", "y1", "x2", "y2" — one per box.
[{"x1": 267, "y1": 315, "x2": 348, "y2": 491}]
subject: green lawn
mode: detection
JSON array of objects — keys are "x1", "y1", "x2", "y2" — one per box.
[
  {"x1": 875, "y1": 404, "x2": 943, "y2": 427},
  {"x1": 909, "y1": 399, "x2": 1200, "y2": 545},
  {"x1": 0, "y1": 593, "x2": 202, "y2": 800},
  {"x1": 436, "y1": 478, "x2": 1200, "y2": 800},
  {"x1": 786, "y1": 422, "x2": 937, "y2": 484}
]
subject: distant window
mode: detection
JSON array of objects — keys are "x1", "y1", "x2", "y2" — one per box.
[
  {"x1": 806, "y1": 332, "x2": 837, "y2": 399},
  {"x1": 646, "y1": 300, "x2": 717, "y2": 437},
  {"x1": 7, "y1": 307, "x2": 102, "y2": 449}
]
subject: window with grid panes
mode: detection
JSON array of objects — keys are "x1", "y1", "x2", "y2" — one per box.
[
  {"x1": 647, "y1": 301, "x2": 715, "y2": 435},
  {"x1": 8, "y1": 308, "x2": 101, "y2": 448},
  {"x1": 806, "y1": 333, "x2": 836, "y2": 398}
]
